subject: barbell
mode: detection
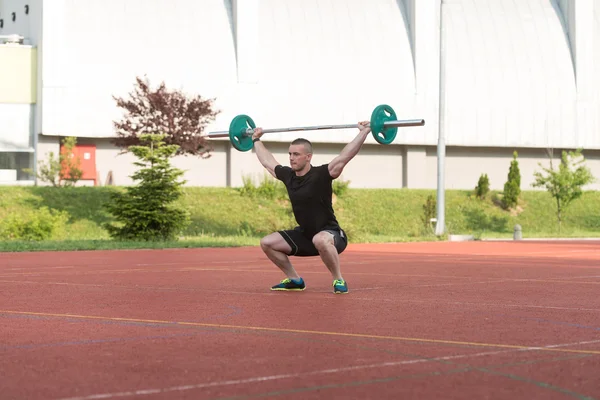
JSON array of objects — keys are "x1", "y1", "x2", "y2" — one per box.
[{"x1": 207, "y1": 104, "x2": 425, "y2": 152}]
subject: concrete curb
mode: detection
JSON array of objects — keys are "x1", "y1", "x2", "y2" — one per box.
[
  {"x1": 448, "y1": 235, "x2": 475, "y2": 242},
  {"x1": 481, "y1": 237, "x2": 600, "y2": 241}
]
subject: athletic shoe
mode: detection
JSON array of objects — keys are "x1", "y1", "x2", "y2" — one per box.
[
  {"x1": 333, "y1": 279, "x2": 349, "y2": 294},
  {"x1": 271, "y1": 278, "x2": 306, "y2": 291}
]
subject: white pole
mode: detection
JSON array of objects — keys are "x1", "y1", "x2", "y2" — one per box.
[{"x1": 435, "y1": 0, "x2": 446, "y2": 236}]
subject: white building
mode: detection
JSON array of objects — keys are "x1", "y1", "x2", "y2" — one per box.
[{"x1": 1, "y1": 0, "x2": 599, "y2": 190}]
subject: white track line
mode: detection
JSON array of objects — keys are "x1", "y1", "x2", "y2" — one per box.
[{"x1": 56, "y1": 339, "x2": 600, "y2": 400}]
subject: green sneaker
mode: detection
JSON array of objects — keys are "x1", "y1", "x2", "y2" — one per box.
[
  {"x1": 333, "y1": 279, "x2": 348, "y2": 294},
  {"x1": 271, "y1": 278, "x2": 306, "y2": 291}
]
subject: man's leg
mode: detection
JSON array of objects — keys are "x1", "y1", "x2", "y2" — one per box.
[
  {"x1": 312, "y1": 231, "x2": 343, "y2": 281},
  {"x1": 260, "y1": 232, "x2": 301, "y2": 279}
]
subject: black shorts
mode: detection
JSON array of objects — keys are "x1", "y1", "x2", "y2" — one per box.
[{"x1": 278, "y1": 227, "x2": 348, "y2": 257}]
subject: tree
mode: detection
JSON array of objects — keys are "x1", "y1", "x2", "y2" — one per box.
[
  {"x1": 502, "y1": 151, "x2": 521, "y2": 209},
  {"x1": 421, "y1": 194, "x2": 437, "y2": 230},
  {"x1": 474, "y1": 173, "x2": 490, "y2": 200},
  {"x1": 112, "y1": 76, "x2": 219, "y2": 157},
  {"x1": 104, "y1": 134, "x2": 190, "y2": 241},
  {"x1": 532, "y1": 149, "x2": 594, "y2": 231},
  {"x1": 26, "y1": 136, "x2": 83, "y2": 187}
]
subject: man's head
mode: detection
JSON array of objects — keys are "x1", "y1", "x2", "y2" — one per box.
[{"x1": 288, "y1": 138, "x2": 313, "y2": 172}]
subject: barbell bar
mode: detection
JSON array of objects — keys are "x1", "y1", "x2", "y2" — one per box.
[{"x1": 207, "y1": 104, "x2": 425, "y2": 152}]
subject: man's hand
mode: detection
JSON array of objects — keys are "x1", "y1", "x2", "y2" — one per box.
[
  {"x1": 252, "y1": 128, "x2": 265, "y2": 141},
  {"x1": 358, "y1": 121, "x2": 371, "y2": 135}
]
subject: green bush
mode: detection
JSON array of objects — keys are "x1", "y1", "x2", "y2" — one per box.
[
  {"x1": 24, "y1": 137, "x2": 83, "y2": 187},
  {"x1": 0, "y1": 207, "x2": 69, "y2": 240},
  {"x1": 421, "y1": 194, "x2": 437, "y2": 229},
  {"x1": 475, "y1": 174, "x2": 490, "y2": 199},
  {"x1": 104, "y1": 134, "x2": 190, "y2": 241},
  {"x1": 256, "y1": 176, "x2": 285, "y2": 199},
  {"x1": 238, "y1": 175, "x2": 256, "y2": 197},
  {"x1": 532, "y1": 148, "x2": 595, "y2": 231},
  {"x1": 503, "y1": 151, "x2": 521, "y2": 209},
  {"x1": 239, "y1": 174, "x2": 287, "y2": 200},
  {"x1": 333, "y1": 177, "x2": 351, "y2": 197}
]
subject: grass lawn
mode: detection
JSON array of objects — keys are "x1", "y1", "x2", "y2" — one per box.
[{"x1": 0, "y1": 185, "x2": 599, "y2": 252}]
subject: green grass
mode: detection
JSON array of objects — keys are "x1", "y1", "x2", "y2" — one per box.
[{"x1": 0, "y1": 185, "x2": 599, "y2": 252}]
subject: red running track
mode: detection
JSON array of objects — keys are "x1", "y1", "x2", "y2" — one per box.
[{"x1": 1, "y1": 240, "x2": 600, "y2": 400}]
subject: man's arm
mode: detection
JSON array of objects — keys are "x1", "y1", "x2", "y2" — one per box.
[
  {"x1": 328, "y1": 121, "x2": 371, "y2": 179},
  {"x1": 252, "y1": 128, "x2": 280, "y2": 178}
]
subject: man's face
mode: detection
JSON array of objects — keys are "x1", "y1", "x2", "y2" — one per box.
[{"x1": 288, "y1": 144, "x2": 312, "y2": 171}]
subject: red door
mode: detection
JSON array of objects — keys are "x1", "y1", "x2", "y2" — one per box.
[{"x1": 60, "y1": 143, "x2": 97, "y2": 184}]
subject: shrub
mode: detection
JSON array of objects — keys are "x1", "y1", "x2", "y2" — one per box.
[
  {"x1": 239, "y1": 174, "x2": 286, "y2": 200},
  {"x1": 104, "y1": 134, "x2": 190, "y2": 241},
  {"x1": 238, "y1": 175, "x2": 257, "y2": 198},
  {"x1": 532, "y1": 148, "x2": 595, "y2": 231},
  {"x1": 421, "y1": 194, "x2": 437, "y2": 229},
  {"x1": 0, "y1": 207, "x2": 69, "y2": 241},
  {"x1": 256, "y1": 176, "x2": 284, "y2": 199},
  {"x1": 332, "y1": 177, "x2": 351, "y2": 197},
  {"x1": 475, "y1": 174, "x2": 490, "y2": 200},
  {"x1": 502, "y1": 151, "x2": 521, "y2": 209},
  {"x1": 25, "y1": 137, "x2": 83, "y2": 187}
]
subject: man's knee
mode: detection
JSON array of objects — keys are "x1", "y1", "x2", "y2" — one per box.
[
  {"x1": 260, "y1": 234, "x2": 276, "y2": 250},
  {"x1": 261, "y1": 232, "x2": 291, "y2": 254},
  {"x1": 312, "y1": 232, "x2": 334, "y2": 252}
]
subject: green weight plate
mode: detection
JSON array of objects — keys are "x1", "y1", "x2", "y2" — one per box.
[
  {"x1": 229, "y1": 114, "x2": 256, "y2": 152},
  {"x1": 370, "y1": 104, "x2": 398, "y2": 145}
]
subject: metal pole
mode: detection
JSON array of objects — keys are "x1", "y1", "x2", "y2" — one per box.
[
  {"x1": 207, "y1": 119, "x2": 425, "y2": 138},
  {"x1": 435, "y1": 0, "x2": 446, "y2": 236}
]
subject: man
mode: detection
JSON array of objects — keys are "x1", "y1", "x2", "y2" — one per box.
[{"x1": 251, "y1": 121, "x2": 372, "y2": 294}]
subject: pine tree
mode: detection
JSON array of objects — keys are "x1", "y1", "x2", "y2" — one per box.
[
  {"x1": 104, "y1": 134, "x2": 190, "y2": 241},
  {"x1": 475, "y1": 173, "x2": 490, "y2": 200},
  {"x1": 502, "y1": 151, "x2": 521, "y2": 209}
]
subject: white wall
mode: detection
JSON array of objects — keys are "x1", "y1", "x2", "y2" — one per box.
[
  {"x1": 8, "y1": 0, "x2": 600, "y2": 190},
  {"x1": 33, "y1": 0, "x2": 423, "y2": 146},
  {"x1": 32, "y1": 0, "x2": 600, "y2": 150},
  {"x1": 38, "y1": 136, "x2": 600, "y2": 191},
  {"x1": 422, "y1": 146, "x2": 600, "y2": 191},
  {"x1": 593, "y1": 1, "x2": 600, "y2": 148},
  {"x1": 596, "y1": 0, "x2": 600, "y2": 100},
  {"x1": 39, "y1": 0, "x2": 238, "y2": 138},
  {"x1": 556, "y1": 0, "x2": 598, "y2": 149},
  {"x1": 0, "y1": 0, "x2": 43, "y2": 136},
  {"x1": 442, "y1": 0, "x2": 578, "y2": 149},
  {"x1": 252, "y1": 0, "x2": 417, "y2": 146},
  {"x1": 85, "y1": 138, "x2": 230, "y2": 187},
  {"x1": 0, "y1": 104, "x2": 32, "y2": 150},
  {"x1": 36, "y1": 134, "x2": 60, "y2": 161}
]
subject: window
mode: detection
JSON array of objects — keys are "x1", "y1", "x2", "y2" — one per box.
[{"x1": 0, "y1": 152, "x2": 34, "y2": 182}]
